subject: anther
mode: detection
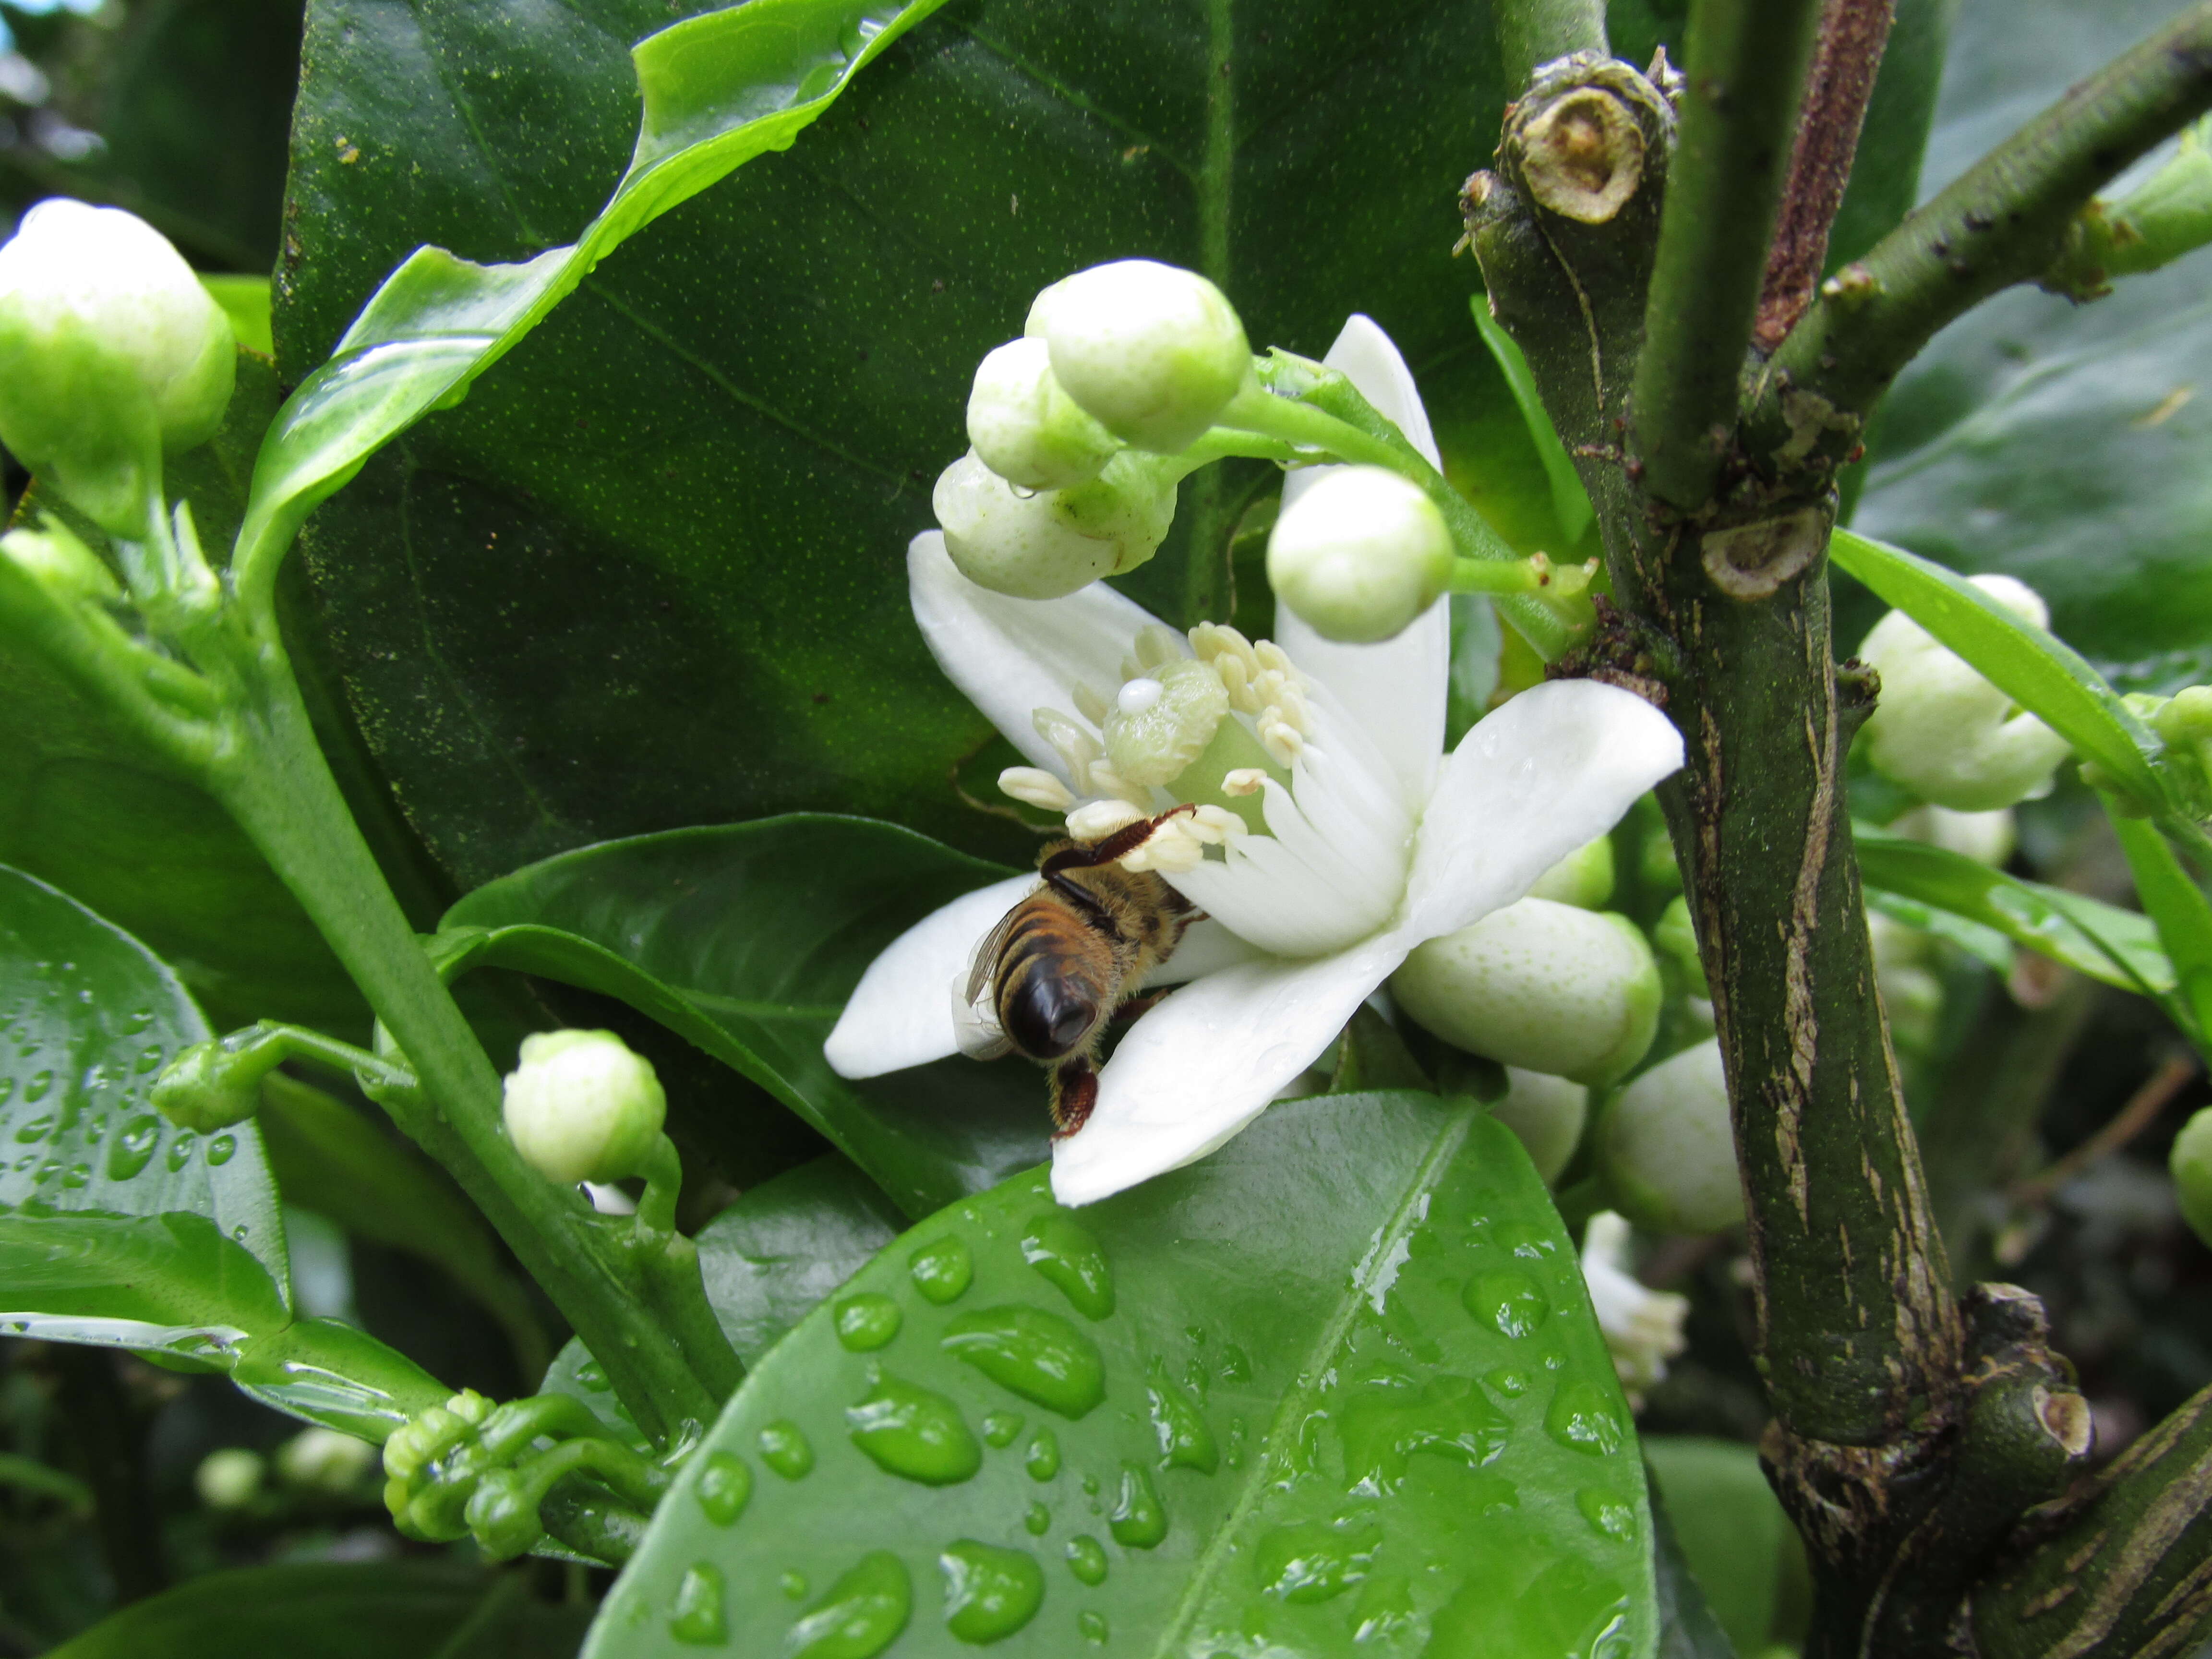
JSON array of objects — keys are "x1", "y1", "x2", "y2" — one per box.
[
  {"x1": 1067, "y1": 800, "x2": 1147, "y2": 841},
  {"x1": 1134, "y1": 624, "x2": 1184, "y2": 670},
  {"x1": 1034, "y1": 707, "x2": 1100, "y2": 774},
  {"x1": 1221, "y1": 769, "x2": 1268, "y2": 796},
  {"x1": 999, "y1": 767, "x2": 1076, "y2": 812}
]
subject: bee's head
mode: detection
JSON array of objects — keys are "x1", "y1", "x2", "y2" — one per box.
[{"x1": 1005, "y1": 973, "x2": 1101, "y2": 1060}]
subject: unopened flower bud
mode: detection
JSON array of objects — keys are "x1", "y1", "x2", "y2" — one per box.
[
  {"x1": 1888, "y1": 802, "x2": 2017, "y2": 867},
  {"x1": 1526, "y1": 835, "x2": 1616, "y2": 908},
  {"x1": 1392, "y1": 898, "x2": 1661, "y2": 1084},
  {"x1": 1026, "y1": 260, "x2": 1250, "y2": 452},
  {"x1": 275, "y1": 1426, "x2": 377, "y2": 1494},
  {"x1": 1858, "y1": 576, "x2": 2071, "y2": 810},
  {"x1": 1266, "y1": 466, "x2": 1453, "y2": 644},
  {"x1": 1488, "y1": 1067, "x2": 1588, "y2": 1184},
  {"x1": 151, "y1": 1038, "x2": 267, "y2": 1132},
  {"x1": 2172, "y1": 1105, "x2": 2212, "y2": 1249},
  {"x1": 194, "y1": 1447, "x2": 264, "y2": 1511},
  {"x1": 1580, "y1": 1211, "x2": 1688, "y2": 1399},
  {"x1": 0, "y1": 201, "x2": 235, "y2": 537},
  {"x1": 464, "y1": 1468, "x2": 546, "y2": 1561},
  {"x1": 1652, "y1": 896, "x2": 1707, "y2": 995},
  {"x1": 934, "y1": 449, "x2": 1176, "y2": 599},
  {"x1": 1, "y1": 517, "x2": 118, "y2": 603},
  {"x1": 1595, "y1": 1038, "x2": 1743, "y2": 1235},
  {"x1": 502, "y1": 1029, "x2": 665, "y2": 1186},
  {"x1": 966, "y1": 337, "x2": 1121, "y2": 491}
]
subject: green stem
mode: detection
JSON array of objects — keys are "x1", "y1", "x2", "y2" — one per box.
[
  {"x1": 1753, "y1": 0, "x2": 2212, "y2": 475},
  {"x1": 632, "y1": 1136, "x2": 746, "y2": 1402},
  {"x1": 1448, "y1": 553, "x2": 1594, "y2": 598},
  {"x1": 196, "y1": 624, "x2": 718, "y2": 1443},
  {"x1": 1497, "y1": 0, "x2": 1608, "y2": 91},
  {"x1": 1628, "y1": 0, "x2": 1825, "y2": 509}
]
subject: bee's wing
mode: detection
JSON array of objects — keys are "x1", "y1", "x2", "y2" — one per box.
[{"x1": 951, "y1": 903, "x2": 1023, "y2": 1061}]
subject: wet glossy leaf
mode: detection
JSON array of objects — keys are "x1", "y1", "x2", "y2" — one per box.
[
  {"x1": 2109, "y1": 811, "x2": 2212, "y2": 1040},
  {"x1": 439, "y1": 816, "x2": 1046, "y2": 1219},
  {"x1": 1856, "y1": 830, "x2": 2175, "y2": 996},
  {"x1": 1646, "y1": 1437, "x2": 1794, "y2": 1658},
  {"x1": 588, "y1": 1096, "x2": 1655, "y2": 1659},
  {"x1": 1851, "y1": 0, "x2": 2212, "y2": 689},
  {"x1": 46, "y1": 1562, "x2": 589, "y2": 1659},
  {"x1": 277, "y1": 0, "x2": 1523, "y2": 887}
]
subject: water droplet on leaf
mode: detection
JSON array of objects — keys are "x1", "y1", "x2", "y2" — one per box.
[
  {"x1": 781, "y1": 1572, "x2": 808, "y2": 1601},
  {"x1": 1106, "y1": 1462, "x2": 1166, "y2": 1549},
  {"x1": 668, "y1": 1561, "x2": 727, "y2": 1645},
  {"x1": 1544, "y1": 1380, "x2": 1625, "y2": 1456},
  {"x1": 107, "y1": 1115, "x2": 160, "y2": 1181},
  {"x1": 1078, "y1": 1610, "x2": 1108, "y2": 1644},
  {"x1": 846, "y1": 1373, "x2": 982, "y2": 1485},
  {"x1": 1255, "y1": 1519, "x2": 1381, "y2": 1603},
  {"x1": 1145, "y1": 1364, "x2": 1218, "y2": 1472},
  {"x1": 206, "y1": 1133, "x2": 236, "y2": 1167},
  {"x1": 835, "y1": 1292, "x2": 903, "y2": 1351},
  {"x1": 696, "y1": 1452, "x2": 752, "y2": 1525},
  {"x1": 1020, "y1": 1210, "x2": 1114, "y2": 1319},
  {"x1": 24, "y1": 1071, "x2": 51, "y2": 1103},
  {"x1": 1465, "y1": 1268, "x2": 1550, "y2": 1339},
  {"x1": 1577, "y1": 1487, "x2": 1636, "y2": 1540},
  {"x1": 1025, "y1": 1431, "x2": 1060, "y2": 1481},
  {"x1": 167, "y1": 1130, "x2": 198, "y2": 1171},
  {"x1": 982, "y1": 1410, "x2": 1023, "y2": 1448},
  {"x1": 910, "y1": 1236, "x2": 974, "y2": 1304},
  {"x1": 939, "y1": 1539, "x2": 1044, "y2": 1643},
  {"x1": 1024, "y1": 1501, "x2": 1050, "y2": 1536},
  {"x1": 14, "y1": 1115, "x2": 52, "y2": 1143},
  {"x1": 1064, "y1": 1534, "x2": 1108, "y2": 1586},
  {"x1": 788, "y1": 1551, "x2": 910, "y2": 1659},
  {"x1": 941, "y1": 1305, "x2": 1104, "y2": 1418},
  {"x1": 760, "y1": 1419, "x2": 816, "y2": 1478},
  {"x1": 1485, "y1": 1367, "x2": 1531, "y2": 1399}
]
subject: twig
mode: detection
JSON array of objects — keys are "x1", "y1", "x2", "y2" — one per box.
[
  {"x1": 1755, "y1": 0, "x2": 2212, "y2": 471},
  {"x1": 1753, "y1": 0, "x2": 1899, "y2": 351},
  {"x1": 1629, "y1": 0, "x2": 1827, "y2": 509},
  {"x1": 1497, "y1": 0, "x2": 1609, "y2": 93},
  {"x1": 2011, "y1": 1050, "x2": 2199, "y2": 1208}
]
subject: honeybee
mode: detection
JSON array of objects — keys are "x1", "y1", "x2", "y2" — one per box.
[{"x1": 960, "y1": 806, "x2": 1201, "y2": 1136}]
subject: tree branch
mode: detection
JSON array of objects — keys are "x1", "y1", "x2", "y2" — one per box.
[
  {"x1": 1629, "y1": 0, "x2": 1826, "y2": 509},
  {"x1": 1497, "y1": 0, "x2": 1609, "y2": 95},
  {"x1": 1754, "y1": 0, "x2": 1899, "y2": 351},
  {"x1": 1753, "y1": 0, "x2": 2212, "y2": 476}
]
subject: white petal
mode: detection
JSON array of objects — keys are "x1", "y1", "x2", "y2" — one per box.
[
  {"x1": 824, "y1": 873, "x2": 1035, "y2": 1079},
  {"x1": 1276, "y1": 315, "x2": 1447, "y2": 810},
  {"x1": 1049, "y1": 931, "x2": 1409, "y2": 1206},
  {"x1": 1138, "y1": 917, "x2": 1262, "y2": 987},
  {"x1": 908, "y1": 531, "x2": 1159, "y2": 774},
  {"x1": 1403, "y1": 679, "x2": 1683, "y2": 945}
]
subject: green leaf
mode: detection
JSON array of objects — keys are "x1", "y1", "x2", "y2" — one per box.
[
  {"x1": 1470, "y1": 300, "x2": 1594, "y2": 549},
  {"x1": 240, "y1": 0, "x2": 950, "y2": 602},
  {"x1": 0, "y1": 863, "x2": 289, "y2": 1357},
  {"x1": 45, "y1": 1562, "x2": 590, "y2": 1659},
  {"x1": 203, "y1": 276, "x2": 276, "y2": 357},
  {"x1": 276, "y1": 0, "x2": 1522, "y2": 888},
  {"x1": 1829, "y1": 529, "x2": 2165, "y2": 805},
  {"x1": 2108, "y1": 809, "x2": 2212, "y2": 1042},
  {"x1": 588, "y1": 1096, "x2": 1655, "y2": 1659},
  {"x1": 1645, "y1": 1437, "x2": 1793, "y2": 1658},
  {"x1": 0, "y1": 355, "x2": 368, "y2": 1034},
  {"x1": 440, "y1": 816, "x2": 1046, "y2": 1219},
  {"x1": 1855, "y1": 829, "x2": 2175, "y2": 996},
  {"x1": 1851, "y1": 0, "x2": 2212, "y2": 691}
]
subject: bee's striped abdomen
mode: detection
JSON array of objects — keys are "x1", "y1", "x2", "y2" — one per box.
[{"x1": 994, "y1": 900, "x2": 1109, "y2": 1060}]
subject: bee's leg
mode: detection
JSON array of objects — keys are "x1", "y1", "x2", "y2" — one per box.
[
  {"x1": 1110, "y1": 989, "x2": 1171, "y2": 1023},
  {"x1": 1047, "y1": 1055, "x2": 1099, "y2": 1139},
  {"x1": 1040, "y1": 804, "x2": 1198, "y2": 908}
]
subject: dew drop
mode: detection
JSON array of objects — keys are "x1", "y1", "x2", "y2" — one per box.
[
  {"x1": 835, "y1": 1292, "x2": 902, "y2": 1351},
  {"x1": 781, "y1": 1572, "x2": 809, "y2": 1601},
  {"x1": 1078, "y1": 1610, "x2": 1108, "y2": 1644},
  {"x1": 576, "y1": 1358, "x2": 610, "y2": 1392},
  {"x1": 166, "y1": 1130, "x2": 198, "y2": 1171},
  {"x1": 846, "y1": 1372, "x2": 982, "y2": 1485},
  {"x1": 1577, "y1": 1487, "x2": 1636, "y2": 1540},
  {"x1": 23, "y1": 1071, "x2": 51, "y2": 1104},
  {"x1": 1352, "y1": 1574, "x2": 1418, "y2": 1644},
  {"x1": 14, "y1": 1115, "x2": 52, "y2": 1143},
  {"x1": 0, "y1": 1078, "x2": 11, "y2": 1104},
  {"x1": 1545, "y1": 1379, "x2": 1626, "y2": 1456},
  {"x1": 10, "y1": 1154, "x2": 29, "y2": 1172},
  {"x1": 206, "y1": 1133, "x2": 236, "y2": 1167},
  {"x1": 133, "y1": 1045, "x2": 166, "y2": 1076},
  {"x1": 1218, "y1": 1344, "x2": 1252, "y2": 1384},
  {"x1": 1024, "y1": 1500, "x2": 1050, "y2": 1536},
  {"x1": 1019, "y1": 1211, "x2": 1114, "y2": 1319},
  {"x1": 1106, "y1": 1462, "x2": 1166, "y2": 1549},
  {"x1": 1081, "y1": 1473, "x2": 1099, "y2": 1497},
  {"x1": 909, "y1": 1236, "x2": 974, "y2": 1304},
  {"x1": 788, "y1": 1551, "x2": 911, "y2": 1659},
  {"x1": 668, "y1": 1561, "x2": 727, "y2": 1645},
  {"x1": 124, "y1": 1008, "x2": 155, "y2": 1033},
  {"x1": 1025, "y1": 1430, "x2": 1060, "y2": 1482},
  {"x1": 61, "y1": 1163, "x2": 88, "y2": 1190},
  {"x1": 939, "y1": 1539, "x2": 1044, "y2": 1644},
  {"x1": 1226, "y1": 1415, "x2": 1248, "y2": 1470},
  {"x1": 941, "y1": 1305, "x2": 1104, "y2": 1418},
  {"x1": 1064, "y1": 1534, "x2": 1107, "y2": 1586},
  {"x1": 760, "y1": 1419, "x2": 816, "y2": 1479},
  {"x1": 34, "y1": 1160, "x2": 60, "y2": 1183},
  {"x1": 1145, "y1": 1364, "x2": 1218, "y2": 1473},
  {"x1": 1255, "y1": 1519, "x2": 1381, "y2": 1604},
  {"x1": 983, "y1": 1410, "x2": 1023, "y2": 1448},
  {"x1": 231, "y1": 1224, "x2": 249, "y2": 1241},
  {"x1": 1496, "y1": 1221, "x2": 1557, "y2": 1259},
  {"x1": 1465, "y1": 1269, "x2": 1550, "y2": 1339},
  {"x1": 1485, "y1": 1367, "x2": 1532, "y2": 1399},
  {"x1": 695, "y1": 1452, "x2": 752, "y2": 1526}
]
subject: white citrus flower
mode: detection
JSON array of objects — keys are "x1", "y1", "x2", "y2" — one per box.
[
  {"x1": 1581, "y1": 1210, "x2": 1689, "y2": 1402},
  {"x1": 826, "y1": 317, "x2": 1683, "y2": 1206}
]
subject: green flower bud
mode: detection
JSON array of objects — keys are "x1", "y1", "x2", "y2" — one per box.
[
  {"x1": 1102, "y1": 657, "x2": 1230, "y2": 788},
  {"x1": 150, "y1": 1039, "x2": 266, "y2": 1132},
  {"x1": 1487, "y1": 1067, "x2": 1588, "y2": 1184},
  {"x1": 502, "y1": 1029, "x2": 666, "y2": 1186},
  {"x1": 2172, "y1": 1105, "x2": 2212, "y2": 1249},
  {"x1": 1026, "y1": 259, "x2": 1250, "y2": 452},
  {"x1": 2155, "y1": 685, "x2": 2212, "y2": 745},
  {"x1": 1392, "y1": 899, "x2": 1663, "y2": 1085},
  {"x1": 0, "y1": 517, "x2": 118, "y2": 603},
  {"x1": 464, "y1": 1468, "x2": 546, "y2": 1561},
  {"x1": 194, "y1": 1447, "x2": 264, "y2": 1512},
  {"x1": 1652, "y1": 896, "x2": 1707, "y2": 995},
  {"x1": 0, "y1": 200, "x2": 235, "y2": 538},
  {"x1": 966, "y1": 337, "x2": 1121, "y2": 491},
  {"x1": 1858, "y1": 576, "x2": 2071, "y2": 811},
  {"x1": 1526, "y1": 835, "x2": 1616, "y2": 908},
  {"x1": 1887, "y1": 802, "x2": 2016, "y2": 867},
  {"x1": 1266, "y1": 466, "x2": 1453, "y2": 644},
  {"x1": 933, "y1": 448, "x2": 1177, "y2": 599},
  {"x1": 275, "y1": 1426, "x2": 377, "y2": 1494},
  {"x1": 1596, "y1": 1038, "x2": 1743, "y2": 1235}
]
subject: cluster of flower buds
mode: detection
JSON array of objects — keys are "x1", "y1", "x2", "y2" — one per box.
[
  {"x1": 502, "y1": 1029, "x2": 666, "y2": 1186},
  {"x1": 938, "y1": 260, "x2": 1250, "y2": 599},
  {"x1": 0, "y1": 200, "x2": 235, "y2": 538},
  {"x1": 1858, "y1": 575, "x2": 2071, "y2": 811}
]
